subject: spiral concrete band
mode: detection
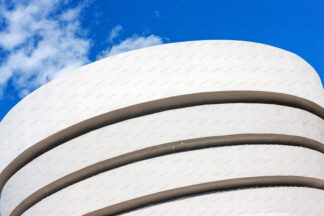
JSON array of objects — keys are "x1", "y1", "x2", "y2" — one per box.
[
  {"x1": 10, "y1": 134, "x2": 324, "y2": 216},
  {"x1": 1, "y1": 91, "x2": 324, "y2": 194},
  {"x1": 83, "y1": 176, "x2": 324, "y2": 216}
]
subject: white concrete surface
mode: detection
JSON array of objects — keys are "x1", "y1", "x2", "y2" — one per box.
[{"x1": 0, "y1": 40, "x2": 323, "y2": 216}]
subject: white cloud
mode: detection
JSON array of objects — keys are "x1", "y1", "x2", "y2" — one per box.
[
  {"x1": 108, "y1": 25, "x2": 123, "y2": 43},
  {"x1": 0, "y1": 0, "x2": 90, "y2": 98},
  {"x1": 97, "y1": 34, "x2": 163, "y2": 59}
]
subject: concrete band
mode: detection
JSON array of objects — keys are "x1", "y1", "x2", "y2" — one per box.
[
  {"x1": 10, "y1": 134, "x2": 324, "y2": 216},
  {"x1": 1, "y1": 91, "x2": 324, "y2": 194},
  {"x1": 83, "y1": 176, "x2": 324, "y2": 216}
]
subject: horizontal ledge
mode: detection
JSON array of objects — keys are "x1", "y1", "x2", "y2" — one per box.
[
  {"x1": 1, "y1": 91, "x2": 324, "y2": 193},
  {"x1": 84, "y1": 175, "x2": 324, "y2": 216},
  {"x1": 10, "y1": 133, "x2": 324, "y2": 216}
]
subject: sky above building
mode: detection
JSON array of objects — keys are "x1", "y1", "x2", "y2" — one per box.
[{"x1": 0, "y1": 0, "x2": 323, "y2": 121}]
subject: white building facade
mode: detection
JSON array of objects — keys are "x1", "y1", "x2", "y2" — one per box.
[{"x1": 0, "y1": 40, "x2": 323, "y2": 216}]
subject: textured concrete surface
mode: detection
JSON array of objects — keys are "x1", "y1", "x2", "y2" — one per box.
[{"x1": 0, "y1": 40, "x2": 323, "y2": 216}]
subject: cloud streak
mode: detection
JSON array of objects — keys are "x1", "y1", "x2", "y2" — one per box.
[
  {"x1": 108, "y1": 25, "x2": 123, "y2": 43},
  {"x1": 0, "y1": 0, "x2": 90, "y2": 98},
  {"x1": 98, "y1": 32, "x2": 163, "y2": 59}
]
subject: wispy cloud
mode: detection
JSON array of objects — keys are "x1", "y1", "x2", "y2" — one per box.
[
  {"x1": 0, "y1": 0, "x2": 90, "y2": 98},
  {"x1": 97, "y1": 32, "x2": 164, "y2": 59},
  {"x1": 108, "y1": 25, "x2": 123, "y2": 43},
  {"x1": 155, "y1": 11, "x2": 161, "y2": 18}
]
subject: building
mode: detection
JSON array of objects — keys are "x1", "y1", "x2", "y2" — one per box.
[{"x1": 0, "y1": 40, "x2": 323, "y2": 216}]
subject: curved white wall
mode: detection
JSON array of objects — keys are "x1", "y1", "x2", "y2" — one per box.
[{"x1": 0, "y1": 40, "x2": 323, "y2": 216}]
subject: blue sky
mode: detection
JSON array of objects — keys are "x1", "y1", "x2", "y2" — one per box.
[{"x1": 0, "y1": 0, "x2": 323, "y2": 121}]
